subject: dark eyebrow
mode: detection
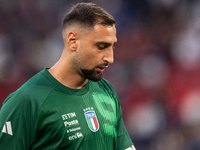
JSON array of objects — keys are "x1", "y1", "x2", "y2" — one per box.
[{"x1": 95, "y1": 41, "x2": 116, "y2": 46}]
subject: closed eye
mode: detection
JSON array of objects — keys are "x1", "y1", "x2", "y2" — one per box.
[
  {"x1": 97, "y1": 43, "x2": 111, "y2": 50},
  {"x1": 98, "y1": 45, "x2": 108, "y2": 50},
  {"x1": 96, "y1": 41, "x2": 116, "y2": 50}
]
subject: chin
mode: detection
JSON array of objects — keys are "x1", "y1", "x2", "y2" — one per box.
[
  {"x1": 81, "y1": 69, "x2": 103, "y2": 81},
  {"x1": 88, "y1": 75, "x2": 103, "y2": 82}
]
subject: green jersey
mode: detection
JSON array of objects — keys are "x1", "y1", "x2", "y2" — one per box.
[{"x1": 0, "y1": 68, "x2": 133, "y2": 150}]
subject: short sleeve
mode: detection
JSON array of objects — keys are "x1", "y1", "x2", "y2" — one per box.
[
  {"x1": 99, "y1": 79, "x2": 134, "y2": 150},
  {"x1": 0, "y1": 92, "x2": 36, "y2": 149},
  {"x1": 116, "y1": 104, "x2": 133, "y2": 150}
]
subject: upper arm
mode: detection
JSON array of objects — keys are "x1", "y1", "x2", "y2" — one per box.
[
  {"x1": 0, "y1": 93, "x2": 36, "y2": 149},
  {"x1": 115, "y1": 104, "x2": 133, "y2": 150},
  {"x1": 125, "y1": 145, "x2": 136, "y2": 150},
  {"x1": 99, "y1": 79, "x2": 135, "y2": 150}
]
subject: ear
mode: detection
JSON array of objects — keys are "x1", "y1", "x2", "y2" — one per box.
[{"x1": 67, "y1": 31, "x2": 78, "y2": 51}]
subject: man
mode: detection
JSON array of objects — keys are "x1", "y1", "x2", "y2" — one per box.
[{"x1": 0, "y1": 3, "x2": 136, "y2": 150}]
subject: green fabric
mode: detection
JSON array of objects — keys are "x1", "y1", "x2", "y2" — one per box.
[{"x1": 0, "y1": 68, "x2": 133, "y2": 150}]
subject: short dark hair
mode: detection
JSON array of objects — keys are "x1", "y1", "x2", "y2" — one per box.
[{"x1": 62, "y1": 3, "x2": 116, "y2": 30}]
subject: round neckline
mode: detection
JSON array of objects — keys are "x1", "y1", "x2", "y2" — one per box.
[{"x1": 42, "y1": 68, "x2": 90, "y2": 96}]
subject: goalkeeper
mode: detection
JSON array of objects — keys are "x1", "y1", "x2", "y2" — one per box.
[{"x1": 0, "y1": 2, "x2": 136, "y2": 150}]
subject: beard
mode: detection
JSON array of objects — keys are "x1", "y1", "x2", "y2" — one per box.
[
  {"x1": 72, "y1": 51, "x2": 108, "y2": 81},
  {"x1": 81, "y1": 68, "x2": 103, "y2": 82}
]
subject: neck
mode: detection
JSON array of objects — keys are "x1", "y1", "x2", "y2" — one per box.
[{"x1": 48, "y1": 52, "x2": 88, "y2": 89}]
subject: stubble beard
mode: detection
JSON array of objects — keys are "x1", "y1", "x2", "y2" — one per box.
[
  {"x1": 72, "y1": 58, "x2": 103, "y2": 82},
  {"x1": 81, "y1": 68, "x2": 103, "y2": 82},
  {"x1": 72, "y1": 49, "x2": 106, "y2": 81}
]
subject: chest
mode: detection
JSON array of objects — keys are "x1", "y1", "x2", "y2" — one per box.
[{"x1": 33, "y1": 91, "x2": 118, "y2": 149}]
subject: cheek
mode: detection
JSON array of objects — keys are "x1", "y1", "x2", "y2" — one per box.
[
  {"x1": 79, "y1": 45, "x2": 102, "y2": 68},
  {"x1": 83, "y1": 57, "x2": 95, "y2": 68},
  {"x1": 81, "y1": 54, "x2": 100, "y2": 69}
]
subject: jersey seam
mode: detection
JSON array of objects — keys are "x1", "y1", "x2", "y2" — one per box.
[{"x1": 31, "y1": 79, "x2": 56, "y2": 148}]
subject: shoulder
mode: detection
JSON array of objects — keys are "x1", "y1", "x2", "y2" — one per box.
[
  {"x1": 94, "y1": 78, "x2": 119, "y2": 101},
  {"x1": 17, "y1": 69, "x2": 54, "y2": 99},
  {"x1": 97, "y1": 78, "x2": 117, "y2": 95},
  {"x1": 2, "y1": 69, "x2": 55, "y2": 110},
  {"x1": 97, "y1": 78, "x2": 114, "y2": 90}
]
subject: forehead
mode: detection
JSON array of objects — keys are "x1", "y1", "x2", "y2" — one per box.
[{"x1": 86, "y1": 24, "x2": 117, "y2": 43}]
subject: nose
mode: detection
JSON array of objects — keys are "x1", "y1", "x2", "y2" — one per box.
[{"x1": 103, "y1": 47, "x2": 114, "y2": 64}]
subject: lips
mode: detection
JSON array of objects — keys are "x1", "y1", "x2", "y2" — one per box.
[
  {"x1": 96, "y1": 66, "x2": 108, "y2": 72},
  {"x1": 99, "y1": 67, "x2": 105, "y2": 70},
  {"x1": 97, "y1": 67, "x2": 104, "y2": 72}
]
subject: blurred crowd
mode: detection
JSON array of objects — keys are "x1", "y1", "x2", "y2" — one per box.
[{"x1": 1, "y1": 0, "x2": 200, "y2": 149}]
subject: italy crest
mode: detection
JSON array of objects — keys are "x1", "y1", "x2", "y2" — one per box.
[{"x1": 84, "y1": 111, "x2": 99, "y2": 132}]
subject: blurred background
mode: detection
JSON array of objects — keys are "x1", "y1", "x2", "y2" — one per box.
[{"x1": 1, "y1": 0, "x2": 200, "y2": 149}]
